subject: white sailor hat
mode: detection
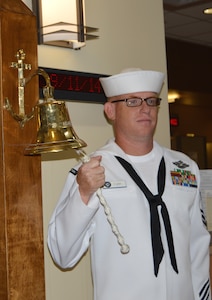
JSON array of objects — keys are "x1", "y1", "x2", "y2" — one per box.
[{"x1": 99, "y1": 68, "x2": 165, "y2": 98}]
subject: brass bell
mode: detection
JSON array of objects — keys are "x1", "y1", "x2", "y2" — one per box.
[
  {"x1": 24, "y1": 69, "x2": 86, "y2": 155},
  {"x1": 25, "y1": 99, "x2": 87, "y2": 155}
]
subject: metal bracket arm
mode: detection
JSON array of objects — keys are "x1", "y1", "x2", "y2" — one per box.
[{"x1": 4, "y1": 49, "x2": 54, "y2": 128}]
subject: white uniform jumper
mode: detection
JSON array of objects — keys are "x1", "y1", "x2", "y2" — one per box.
[{"x1": 48, "y1": 139, "x2": 211, "y2": 300}]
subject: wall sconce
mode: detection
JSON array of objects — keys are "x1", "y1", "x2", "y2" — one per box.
[
  {"x1": 4, "y1": 49, "x2": 87, "y2": 153},
  {"x1": 32, "y1": 0, "x2": 99, "y2": 50}
]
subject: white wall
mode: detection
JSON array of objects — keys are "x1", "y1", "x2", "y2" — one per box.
[{"x1": 23, "y1": 1, "x2": 169, "y2": 299}]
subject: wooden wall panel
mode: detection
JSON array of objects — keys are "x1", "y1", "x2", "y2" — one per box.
[
  {"x1": 0, "y1": 1, "x2": 45, "y2": 299},
  {"x1": 166, "y1": 38, "x2": 212, "y2": 94}
]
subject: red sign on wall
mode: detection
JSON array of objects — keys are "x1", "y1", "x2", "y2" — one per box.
[{"x1": 39, "y1": 67, "x2": 108, "y2": 104}]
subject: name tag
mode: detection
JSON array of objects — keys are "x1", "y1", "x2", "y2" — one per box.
[{"x1": 103, "y1": 180, "x2": 127, "y2": 189}]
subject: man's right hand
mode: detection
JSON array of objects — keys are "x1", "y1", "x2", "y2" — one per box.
[{"x1": 77, "y1": 156, "x2": 105, "y2": 204}]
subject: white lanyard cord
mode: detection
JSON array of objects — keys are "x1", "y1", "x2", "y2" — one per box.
[{"x1": 76, "y1": 149, "x2": 130, "y2": 254}]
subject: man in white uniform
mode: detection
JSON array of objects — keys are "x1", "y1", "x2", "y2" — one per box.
[{"x1": 48, "y1": 68, "x2": 211, "y2": 300}]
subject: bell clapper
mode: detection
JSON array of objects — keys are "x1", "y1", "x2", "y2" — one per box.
[{"x1": 75, "y1": 149, "x2": 130, "y2": 254}]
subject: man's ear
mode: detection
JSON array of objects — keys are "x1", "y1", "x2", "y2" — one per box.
[{"x1": 104, "y1": 102, "x2": 116, "y2": 121}]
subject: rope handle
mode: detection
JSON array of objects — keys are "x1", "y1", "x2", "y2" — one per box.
[{"x1": 76, "y1": 149, "x2": 130, "y2": 254}]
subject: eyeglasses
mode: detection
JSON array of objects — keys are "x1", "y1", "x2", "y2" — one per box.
[{"x1": 111, "y1": 97, "x2": 162, "y2": 107}]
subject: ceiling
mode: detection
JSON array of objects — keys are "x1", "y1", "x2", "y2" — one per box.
[{"x1": 163, "y1": 0, "x2": 212, "y2": 48}]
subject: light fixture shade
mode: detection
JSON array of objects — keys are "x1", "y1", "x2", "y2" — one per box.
[{"x1": 32, "y1": 0, "x2": 98, "y2": 49}]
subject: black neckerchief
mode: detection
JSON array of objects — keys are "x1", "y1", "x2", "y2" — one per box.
[{"x1": 115, "y1": 156, "x2": 178, "y2": 276}]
